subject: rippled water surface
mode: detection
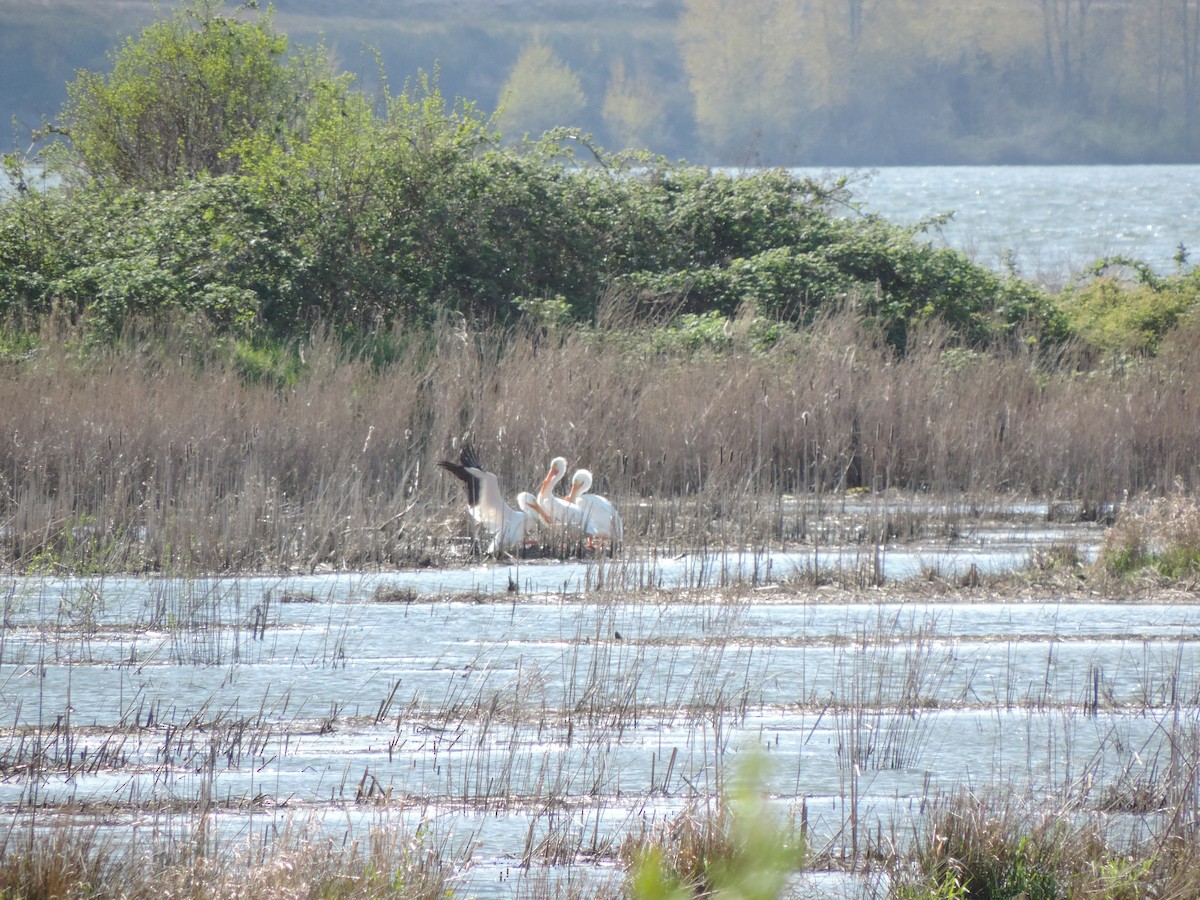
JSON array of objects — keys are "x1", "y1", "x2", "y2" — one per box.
[
  {"x1": 2, "y1": 507, "x2": 1198, "y2": 897},
  {"x1": 794, "y1": 164, "x2": 1200, "y2": 280}
]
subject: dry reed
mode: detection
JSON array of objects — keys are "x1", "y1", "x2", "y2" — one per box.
[
  {"x1": 0, "y1": 815, "x2": 456, "y2": 899},
  {"x1": 0, "y1": 312, "x2": 1198, "y2": 573}
]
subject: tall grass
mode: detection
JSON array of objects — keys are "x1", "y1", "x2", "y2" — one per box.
[
  {"x1": 1, "y1": 311, "x2": 1199, "y2": 572},
  {"x1": 898, "y1": 786, "x2": 1200, "y2": 899},
  {"x1": 1096, "y1": 491, "x2": 1200, "y2": 584},
  {"x1": 0, "y1": 816, "x2": 457, "y2": 899}
]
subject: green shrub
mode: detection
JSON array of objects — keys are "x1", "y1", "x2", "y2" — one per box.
[
  {"x1": 1058, "y1": 257, "x2": 1200, "y2": 354},
  {"x1": 5, "y1": 177, "x2": 302, "y2": 338},
  {"x1": 54, "y1": 0, "x2": 327, "y2": 188},
  {"x1": 0, "y1": 2, "x2": 1078, "y2": 350}
]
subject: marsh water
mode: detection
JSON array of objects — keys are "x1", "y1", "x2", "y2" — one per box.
[
  {"x1": 5, "y1": 165, "x2": 1200, "y2": 893},
  {"x1": 800, "y1": 164, "x2": 1200, "y2": 281},
  {"x1": 3, "y1": 502, "x2": 1198, "y2": 896}
]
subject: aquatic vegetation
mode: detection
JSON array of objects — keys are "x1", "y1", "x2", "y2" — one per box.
[
  {"x1": 0, "y1": 816, "x2": 456, "y2": 899},
  {"x1": 1098, "y1": 491, "x2": 1200, "y2": 583},
  {"x1": 0, "y1": 316, "x2": 1195, "y2": 575},
  {"x1": 625, "y1": 752, "x2": 802, "y2": 899},
  {"x1": 0, "y1": 557, "x2": 1198, "y2": 896}
]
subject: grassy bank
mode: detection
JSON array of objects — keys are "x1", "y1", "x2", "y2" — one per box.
[{"x1": 0, "y1": 313, "x2": 1198, "y2": 574}]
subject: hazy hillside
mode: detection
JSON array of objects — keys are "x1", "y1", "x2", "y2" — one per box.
[
  {"x1": 2, "y1": 0, "x2": 686, "y2": 151},
  {"x1": 4, "y1": 0, "x2": 1196, "y2": 165}
]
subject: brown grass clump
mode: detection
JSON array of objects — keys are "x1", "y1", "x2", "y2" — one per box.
[
  {"x1": 622, "y1": 799, "x2": 739, "y2": 895},
  {"x1": 0, "y1": 825, "x2": 122, "y2": 900},
  {"x1": 900, "y1": 791, "x2": 1155, "y2": 900},
  {"x1": 1095, "y1": 490, "x2": 1200, "y2": 585},
  {"x1": 0, "y1": 818, "x2": 455, "y2": 899}
]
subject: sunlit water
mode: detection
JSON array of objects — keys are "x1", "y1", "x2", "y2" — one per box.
[
  {"x1": 2, "y1": 509, "x2": 1197, "y2": 897},
  {"x1": 3, "y1": 161, "x2": 1198, "y2": 891},
  {"x1": 792, "y1": 164, "x2": 1200, "y2": 282}
]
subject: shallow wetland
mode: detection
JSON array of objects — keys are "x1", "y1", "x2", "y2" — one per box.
[{"x1": 2, "y1": 499, "x2": 1196, "y2": 896}]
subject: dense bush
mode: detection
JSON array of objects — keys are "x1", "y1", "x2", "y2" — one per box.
[
  {"x1": 1057, "y1": 257, "x2": 1200, "y2": 355},
  {"x1": 55, "y1": 0, "x2": 330, "y2": 189},
  {"x1": 0, "y1": 1, "x2": 1070, "y2": 351}
]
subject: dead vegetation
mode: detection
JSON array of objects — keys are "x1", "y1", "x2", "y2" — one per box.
[{"x1": 0, "y1": 313, "x2": 1198, "y2": 574}]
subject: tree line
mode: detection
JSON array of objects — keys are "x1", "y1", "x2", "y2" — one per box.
[
  {"x1": 2, "y1": 0, "x2": 1080, "y2": 352},
  {"x1": 1, "y1": 0, "x2": 1196, "y2": 362},
  {"x1": 4, "y1": 0, "x2": 1200, "y2": 165}
]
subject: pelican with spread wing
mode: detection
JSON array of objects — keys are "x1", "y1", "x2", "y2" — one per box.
[{"x1": 439, "y1": 444, "x2": 550, "y2": 554}]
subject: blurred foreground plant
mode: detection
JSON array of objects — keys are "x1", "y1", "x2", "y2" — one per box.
[{"x1": 626, "y1": 751, "x2": 803, "y2": 899}]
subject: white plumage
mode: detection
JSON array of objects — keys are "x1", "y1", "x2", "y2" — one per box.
[
  {"x1": 536, "y1": 456, "x2": 592, "y2": 533},
  {"x1": 537, "y1": 456, "x2": 622, "y2": 551},
  {"x1": 565, "y1": 468, "x2": 623, "y2": 548},
  {"x1": 439, "y1": 444, "x2": 550, "y2": 554}
]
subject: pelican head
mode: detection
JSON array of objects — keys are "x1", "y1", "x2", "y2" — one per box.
[
  {"x1": 538, "y1": 456, "x2": 569, "y2": 498},
  {"x1": 565, "y1": 468, "x2": 593, "y2": 503}
]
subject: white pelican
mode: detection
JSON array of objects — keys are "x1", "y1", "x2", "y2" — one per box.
[
  {"x1": 565, "y1": 468, "x2": 623, "y2": 549},
  {"x1": 439, "y1": 445, "x2": 551, "y2": 554},
  {"x1": 536, "y1": 456, "x2": 592, "y2": 533}
]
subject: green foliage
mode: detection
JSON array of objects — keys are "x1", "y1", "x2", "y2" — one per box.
[
  {"x1": 231, "y1": 337, "x2": 303, "y2": 388},
  {"x1": 618, "y1": 208, "x2": 1065, "y2": 352},
  {"x1": 0, "y1": 176, "x2": 301, "y2": 338},
  {"x1": 677, "y1": 0, "x2": 807, "y2": 161},
  {"x1": 1058, "y1": 258, "x2": 1200, "y2": 355},
  {"x1": 0, "y1": 3, "x2": 1097, "y2": 351},
  {"x1": 648, "y1": 311, "x2": 731, "y2": 354},
  {"x1": 514, "y1": 293, "x2": 572, "y2": 329},
  {"x1": 0, "y1": 327, "x2": 38, "y2": 364},
  {"x1": 497, "y1": 41, "x2": 587, "y2": 139},
  {"x1": 628, "y1": 752, "x2": 803, "y2": 899},
  {"x1": 893, "y1": 869, "x2": 970, "y2": 900},
  {"x1": 55, "y1": 0, "x2": 322, "y2": 188}
]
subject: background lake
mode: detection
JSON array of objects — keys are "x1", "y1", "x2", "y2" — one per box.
[{"x1": 796, "y1": 164, "x2": 1200, "y2": 284}]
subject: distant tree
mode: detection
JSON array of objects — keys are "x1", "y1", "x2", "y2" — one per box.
[
  {"x1": 1167, "y1": 0, "x2": 1200, "y2": 142},
  {"x1": 676, "y1": 0, "x2": 807, "y2": 163},
  {"x1": 53, "y1": 0, "x2": 328, "y2": 189},
  {"x1": 1123, "y1": 1, "x2": 1173, "y2": 128},
  {"x1": 602, "y1": 59, "x2": 671, "y2": 152},
  {"x1": 1039, "y1": 0, "x2": 1097, "y2": 109},
  {"x1": 496, "y1": 40, "x2": 586, "y2": 139},
  {"x1": 831, "y1": 0, "x2": 1044, "y2": 155}
]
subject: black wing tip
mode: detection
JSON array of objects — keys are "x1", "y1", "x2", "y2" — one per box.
[
  {"x1": 438, "y1": 457, "x2": 480, "y2": 506},
  {"x1": 459, "y1": 442, "x2": 482, "y2": 470},
  {"x1": 437, "y1": 459, "x2": 469, "y2": 485}
]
